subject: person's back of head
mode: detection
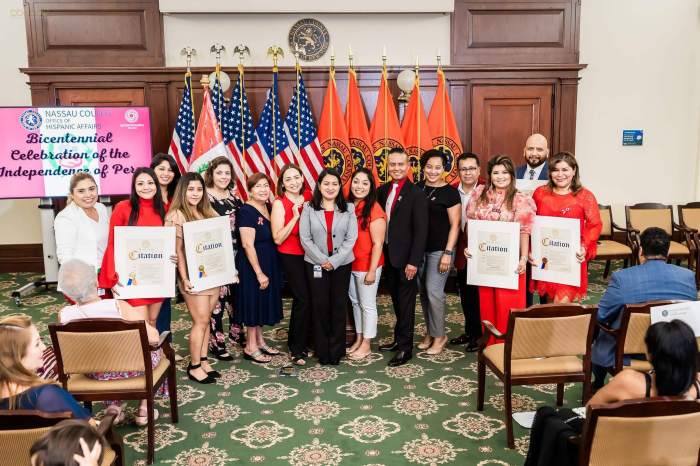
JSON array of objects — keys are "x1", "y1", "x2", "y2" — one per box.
[
  {"x1": 30, "y1": 419, "x2": 106, "y2": 466},
  {"x1": 645, "y1": 320, "x2": 698, "y2": 396},
  {"x1": 58, "y1": 259, "x2": 98, "y2": 304},
  {"x1": 0, "y1": 315, "x2": 43, "y2": 402},
  {"x1": 640, "y1": 227, "x2": 670, "y2": 259}
]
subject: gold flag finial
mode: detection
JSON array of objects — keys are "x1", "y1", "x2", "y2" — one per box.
[{"x1": 267, "y1": 45, "x2": 284, "y2": 68}]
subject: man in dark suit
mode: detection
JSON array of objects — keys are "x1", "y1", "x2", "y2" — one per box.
[
  {"x1": 515, "y1": 133, "x2": 549, "y2": 180},
  {"x1": 591, "y1": 227, "x2": 697, "y2": 390},
  {"x1": 377, "y1": 148, "x2": 429, "y2": 366}
]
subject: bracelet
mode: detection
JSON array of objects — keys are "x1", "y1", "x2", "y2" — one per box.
[
  {"x1": 519, "y1": 256, "x2": 528, "y2": 261},
  {"x1": 443, "y1": 249, "x2": 453, "y2": 255}
]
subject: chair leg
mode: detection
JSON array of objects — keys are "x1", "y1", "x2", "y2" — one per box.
[
  {"x1": 504, "y1": 380, "x2": 514, "y2": 449},
  {"x1": 583, "y1": 371, "x2": 592, "y2": 405},
  {"x1": 556, "y1": 383, "x2": 564, "y2": 407},
  {"x1": 147, "y1": 395, "x2": 155, "y2": 465},
  {"x1": 623, "y1": 259, "x2": 629, "y2": 269},
  {"x1": 477, "y1": 358, "x2": 486, "y2": 411},
  {"x1": 603, "y1": 260, "x2": 611, "y2": 279},
  {"x1": 83, "y1": 401, "x2": 92, "y2": 412},
  {"x1": 168, "y1": 366, "x2": 179, "y2": 423}
]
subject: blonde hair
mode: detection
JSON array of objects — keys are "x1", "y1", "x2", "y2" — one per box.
[
  {"x1": 168, "y1": 172, "x2": 217, "y2": 222},
  {"x1": 66, "y1": 173, "x2": 97, "y2": 205},
  {"x1": 0, "y1": 315, "x2": 44, "y2": 407}
]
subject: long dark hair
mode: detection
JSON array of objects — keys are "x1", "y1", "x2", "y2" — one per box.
[
  {"x1": 546, "y1": 151, "x2": 582, "y2": 194},
  {"x1": 479, "y1": 154, "x2": 517, "y2": 211},
  {"x1": 150, "y1": 153, "x2": 181, "y2": 200},
  {"x1": 645, "y1": 320, "x2": 698, "y2": 396},
  {"x1": 128, "y1": 167, "x2": 165, "y2": 226},
  {"x1": 347, "y1": 168, "x2": 377, "y2": 230},
  {"x1": 310, "y1": 169, "x2": 347, "y2": 212}
]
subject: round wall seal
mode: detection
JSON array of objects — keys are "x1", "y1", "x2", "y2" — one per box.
[
  {"x1": 288, "y1": 18, "x2": 330, "y2": 62},
  {"x1": 20, "y1": 109, "x2": 42, "y2": 131}
]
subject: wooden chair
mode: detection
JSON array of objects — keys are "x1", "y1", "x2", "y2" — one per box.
[
  {"x1": 677, "y1": 202, "x2": 700, "y2": 284},
  {"x1": 476, "y1": 304, "x2": 597, "y2": 448},
  {"x1": 596, "y1": 204, "x2": 635, "y2": 278},
  {"x1": 0, "y1": 409, "x2": 123, "y2": 466},
  {"x1": 577, "y1": 397, "x2": 700, "y2": 466},
  {"x1": 625, "y1": 203, "x2": 696, "y2": 270},
  {"x1": 596, "y1": 300, "x2": 681, "y2": 375},
  {"x1": 49, "y1": 319, "x2": 178, "y2": 465}
]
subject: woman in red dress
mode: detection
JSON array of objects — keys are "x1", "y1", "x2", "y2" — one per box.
[
  {"x1": 464, "y1": 155, "x2": 536, "y2": 345},
  {"x1": 98, "y1": 168, "x2": 168, "y2": 327},
  {"x1": 531, "y1": 152, "x2": 602, "y2": 303}
]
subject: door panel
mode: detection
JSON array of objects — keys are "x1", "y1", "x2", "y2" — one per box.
[{"x1": 57, "y1": 88, "x2": 145, "y2": 106}]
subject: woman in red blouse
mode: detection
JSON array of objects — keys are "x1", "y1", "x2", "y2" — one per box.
[
  {"x1": 464, "y1": 155, "x2": 536, "y2": 345},
  {"x1": 271, "y1": 164, "x2": 313, "y2": 366},
  {"x1": 98, "y1": 168, "x2": 168, "y2": 327},
  {"x1": 531, "y1": 152, "x2": 602, "y2": 303}
]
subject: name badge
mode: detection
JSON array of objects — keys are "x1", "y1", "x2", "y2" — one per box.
[{"x1": 313, "y1": 265, "x2": 323, "y2": 278}]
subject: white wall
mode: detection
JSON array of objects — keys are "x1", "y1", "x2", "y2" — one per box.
[
  {"x1": 0, "y1": 1, "x2": 42, "y2": 244},
  {"x1": 576, "y1": 0, "x2": 700, "y2": 222}
]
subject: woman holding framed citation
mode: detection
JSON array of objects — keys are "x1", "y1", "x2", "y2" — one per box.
[
  {"x1": 531, "y1": 152, "x2": 601, "y2": 303},
  {"x1": 464, "y1": 155, "x2": 536, "y2": 345},
  {"x1": 98, "y1": 168, "x2": 167, "y2": 326},
  {"x1": 166, "y1": 172, "x2": 222, "y2": 384}
]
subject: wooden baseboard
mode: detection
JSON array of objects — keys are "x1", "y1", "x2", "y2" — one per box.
[{"x1": 0, "y1": 244, "x2": 44, "y2": 273}]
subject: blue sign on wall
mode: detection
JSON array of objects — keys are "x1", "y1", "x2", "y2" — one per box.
[{"x1": 622, "y1": 130, "x2": 643, "y2": 146}]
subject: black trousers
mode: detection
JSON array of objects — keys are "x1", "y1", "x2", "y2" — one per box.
[
  {"x1": 280, "y1": 253, "x2": 313, "y2": 356},
  {"x1": 305, "y1": 262, "x2": 352, "y2": 363},
  {"x1": 526, "y1": 263, "x2": 534, "y2": 307},
  {"x1": 456, "y1": 267, "x2": 481, "y2": 342},
  {"x1": 384, "y1": 257, "x2": 418, "y2": 353}
]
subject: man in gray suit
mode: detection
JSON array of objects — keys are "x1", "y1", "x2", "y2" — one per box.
[{"x1": 591, "y1": 227, "x2": 697, "y2": 390}]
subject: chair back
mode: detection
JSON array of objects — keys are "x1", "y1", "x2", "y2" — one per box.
[
  {"x1": 0, "y1": 410, "x2": 72, "y2": 466},
  {"x1": 598, "y1": 204, "x2": 613, "y2": 238},
  {"x1": 625, "y1": 203, "x2": 673, "y2": 235},
  {"x1": 617, "y1": 301, "x2": 679, "y2": 360},
  {"x1": 507, "y1": 304, "x2": 596, "y2": 360},
  {"x1": 49, "y1": 319, "x2": 150, "y2": 380},
  {"x1": 580, "y1": 397, "x2": 700, "y2": 466},
  {"x1": 678, "y1": 202, "x2": 700, "y2": 231}
]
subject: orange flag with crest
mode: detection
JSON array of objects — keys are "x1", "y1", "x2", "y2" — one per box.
[
  {"x1": 345, "y1": 68, "x2": 377, "y2": 185},
  {"x1": 401, "y1": 72, "x2": 433, "y2": 183},
  {"x1": 428, "y1": 68, "x2": 463, "y2": 185},
  {"x1": 318, "y1": 68, "x2": 354, "y2": 188},
  {"x1": 369, "y1": 68, "x2": 406, "y2": 184}
]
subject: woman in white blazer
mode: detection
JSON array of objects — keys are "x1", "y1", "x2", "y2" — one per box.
[
  {"x1": 299, "y1": 169, "x2": 358, "y2": 366},
  {"x1": 54, "y1": 173, "x2": 109, "y2": 297}
]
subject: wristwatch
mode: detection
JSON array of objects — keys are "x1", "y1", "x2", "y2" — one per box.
[{"x1": 444, "y1": 249, "x2": 453, "y2": 256}]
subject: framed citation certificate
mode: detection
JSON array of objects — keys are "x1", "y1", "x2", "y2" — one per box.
[
  {"x1": 651, "y1": 301, "x2": 700, "y2": 336},
  {"x1": 114, "y1": 226, "x2": 176, "y2": 299},
  {"x1": 467, "y1": 219, "x2": 520, "y2": 290},
  {"x1": 530, "y1": 216, "x2": 581, "y2": 287},
  {"x1": 516, "y1": 179, "x2": 547, "y2": 197},
  {"x1": 183, "y1": 216, "x2": 237, "y2": 292}
]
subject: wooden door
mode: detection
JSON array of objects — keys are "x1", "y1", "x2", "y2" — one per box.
[
  {"x1": 57, "y1": 88, "x2": 145, "y2": 106},
  {"x1": 471, "y1": 85, "x2": 552, "y2": 168}
]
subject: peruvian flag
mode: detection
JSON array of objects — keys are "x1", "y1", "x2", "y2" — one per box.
[
  {"x1": 189, "y1": 85, "x2": 227, "y2": 174},
  {"x1": 428, "y1": 68, "x2": 463, "y2": 185},
  {"x1": 401, "y1": 71, "x2": 433, "y2": 183}
]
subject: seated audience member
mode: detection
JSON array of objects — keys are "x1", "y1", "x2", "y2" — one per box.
[
  {"x1": 0, "y1": 315, "x2": 90, "y2": 420},
  {"x1": 591, "y1": 227, "x2": 697, "y2": 390},
  {"x1": 58, "y1": 259, "x2": 164, "y2": 426},
  {"x1": 526, "y1": 320, "x2": 699, "y2": 466},
  {"x1": 30, "y1": 418, "x2": 106, "y2": 466}
]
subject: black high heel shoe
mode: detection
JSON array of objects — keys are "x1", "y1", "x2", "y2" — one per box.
[
  {"x1": 200, "y1": 356, "x2": 221, "y2": 378},
  {"x1": 187, "y1": 363, "x2": 216, "y2": 384},
  {"x1": 210, "y1": 348, "x2": 234, "y2": 361}
]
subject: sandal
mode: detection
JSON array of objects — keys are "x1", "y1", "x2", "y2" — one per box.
[
  {"x1": 291, "y1": 354, "x2": 306, "y2": 366},
  {"x1": 349, "y1": 350, "x2": 371, "y2": 360},
  {"x1": 211, "y1": 348, "x2": 234, "y2": 361},
  {"x1": 199, "y1": 356, "x2": 221, "y2": 378},
  {"x1": 187, "y1": 362, "x2": 216, "y2": 384},
  {"x1": 104, "y1": 403, "x2": 126, "y2": 426},
  {"x1": 243, "y1": 349, "x2": 271, "y2": 364},
  {"x1": 134, "y1": 407, "x2": 159, "y2": 427},
  {"x1": 259, "y1": 345, "x2": 280, "y2": 356}
]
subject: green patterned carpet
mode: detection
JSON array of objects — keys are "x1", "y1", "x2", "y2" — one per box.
[{"x1": 0, "y1": 261, "x2": 615, "y2": 466}]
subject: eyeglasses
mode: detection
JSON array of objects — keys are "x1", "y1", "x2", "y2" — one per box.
[{"x1": 459, "y1": 167, "x2": 478, "y2": 172}]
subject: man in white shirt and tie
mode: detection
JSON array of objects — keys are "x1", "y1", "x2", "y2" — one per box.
[{"x1": 515, "y1": 133, "x2": 550, "y2": 180}]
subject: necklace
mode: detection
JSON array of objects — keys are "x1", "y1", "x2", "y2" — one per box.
[{"x1": 422, "y1": 184, "x2": 440, "y2": 200}]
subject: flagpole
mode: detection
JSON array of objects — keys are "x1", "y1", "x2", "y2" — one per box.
[
  {"x1": 415, "y1": 56, "x2": 420, "y2": 160},
  {"x1": 234, "y1": 45, "x2": 250, "y2": 159},
  {"x1": 294, "y1": 49, "x2": 302, "y2": 151},
  {"x1": 382, "y1": 46, "x2": 388, "y2": 184},
  {"x1": 267, "y1": 46, "x2": 283, "y2": 165},
  {"x1": 329, "y1": 46, "x2": 335, "y2": 169},
  {"x1": 437, "y1": 51, "x2": 446, "y2": 149}
]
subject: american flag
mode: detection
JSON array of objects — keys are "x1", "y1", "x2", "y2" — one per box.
[
  {"x1": 284, "y1": 69, "x2": 324, "y2": 189},
  {"x1": 210, "y1": 68, "x2": 226, "y2": 127},
  {"x1": 220, "y1": 81, "x2": 250, "y2": 200},
  {"x1": 168, "y1": 73, "x2": 195, "y2": 174},
  {"x1": 254, "y1": 68, "x2": 294, "y2": 183}
]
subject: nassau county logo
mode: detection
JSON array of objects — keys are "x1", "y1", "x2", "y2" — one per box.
[
  {"x1": 322, "y1": 139, "x2": 353, "y2": 185},
  {"x1": 124, "y1": 109, "x2": 139, "y2": 123},
  {"x1": 288, "y1": 18, "x2": 330, "y2": 62},
  {"x1": 349, "y1": 138, "x2": 373, "y2": 173},
  {"x1": 404, "y1": 146, "x2": 424, "y2": 183},
  {"x1": 19, "y1": 109, "x2": 42, "y2": 131},
  {"x1": 372, "y1": 139, "x2": 404, "y2": 184},
  {"x1": 432, "y1": 137, "x2": 459, "y2": 184}
]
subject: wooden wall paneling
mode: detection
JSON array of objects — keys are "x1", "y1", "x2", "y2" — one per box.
[
  {"x1": 452, "y1": 0, "x2": 580, "y2": 65},
  {"x1": 24, "y1": 0, "x2": 164, "y2": 67},
  {"x1": 558, "y1": 78, "x2": 579, "y2": 152},
  {"x1": 56, "y1": 88, "x2": 145, "y2": 106},
  {"x1": 145, "y1": 83, "x2": 170, "y2": 153},
  {"x1": 0, "y1": 244, "x2": 44, "y2": 273}
]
